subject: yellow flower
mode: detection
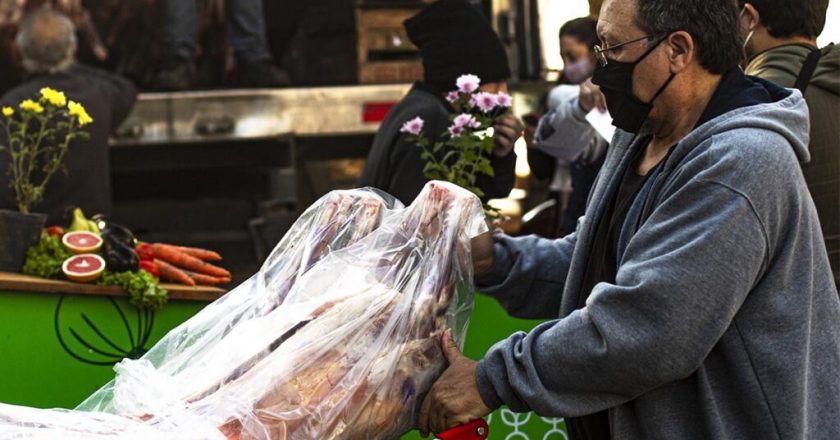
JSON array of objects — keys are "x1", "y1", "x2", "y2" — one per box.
[
  {"x1": 1, "y1": 107, "x2": 12, "y2": 117},
  {"x1": 39, "y1": 87, "x2": 67, "y2": 107},
  {"x1": 19, "y1": 99, "x2": 43, "y2": 114},
  {"x1": 68, "y1": 100, "x2": 93, "y2": 126}
]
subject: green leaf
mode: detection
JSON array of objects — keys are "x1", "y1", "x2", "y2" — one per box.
[
  {"x1": 23, "y1": 234, "x2": 72, "y2": 279},
  {"x1": 423, "y1": 161, "x2": 439, "y2": 175},
  {"x1": 479, "y1": 160, "x2": 495, "y2": 177},
  {"x1": 99, "y1": 271, "x2": 169, "y2": 311},
  {"x1": 440, "y1": 150, "x2": 459, "y2": 166}
]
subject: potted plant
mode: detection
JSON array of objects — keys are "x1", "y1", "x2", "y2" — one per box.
[{"x1": 0, "y1": 87, "x2": 92, "y2": 271}]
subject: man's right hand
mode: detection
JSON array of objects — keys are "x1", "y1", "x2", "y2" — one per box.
[
  {"x1": 471, "y1": 231, "x2": 494, "y2": 277},
  {"x1": 578, "y1": 78, "x2": 607, "y2": 113}
]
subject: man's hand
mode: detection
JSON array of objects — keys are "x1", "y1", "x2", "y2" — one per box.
[
  {"x1": 493, "y1": 113, "x2": 524, "y2": 157},
  {"x1": 471, "y1": 231, "x2": 494, "y2": 277},
  {"x1": 418, "y1": 329, "x2": 494, "y2": 437},
  {"x1": 578, "y1": 78, "x2": 607, "y2": 113}
]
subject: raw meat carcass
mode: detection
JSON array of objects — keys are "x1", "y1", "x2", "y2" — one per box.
[{"x1": 0, "y1": 181, "x2": 487, "y2": 440}]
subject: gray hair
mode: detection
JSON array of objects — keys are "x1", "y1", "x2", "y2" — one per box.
[
  {"x1": 636, "y1": 0, "x2": 743, "y2": 74},
  {"x1": 15, "y1": 7, "x2": 77, "y2": 74}
]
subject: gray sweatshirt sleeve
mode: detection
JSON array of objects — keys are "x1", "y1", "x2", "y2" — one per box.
[
  {"x1": 475, "y1": 232, "x2": 577, "y2": 320},
  {"x1": 475, "y1": 178, "x2": 769, "y2": 416},
  {"x1": 535, "y1": 89, "x2": 599, "y2": 163}
]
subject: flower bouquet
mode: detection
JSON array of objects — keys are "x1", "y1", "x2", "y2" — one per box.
[
  {"x1": 1, "y1": 87, "x2": 93, "y2": 214},
  {"x1": 401, "y1": 74, "x2": 513, "y2": 216}
]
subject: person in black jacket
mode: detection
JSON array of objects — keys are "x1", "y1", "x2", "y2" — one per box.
[
  {"x1": 0, "y1": 7, "x2": 137, "y2": 225},
  {"x1": 358, "y1": 0, "x2": 522, "y2": 206}
]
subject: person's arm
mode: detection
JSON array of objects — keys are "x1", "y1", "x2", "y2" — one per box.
[
  {"x1": 536, "y1": 92, "x2": 601, "y2": 163},
  {"x1": 475, "y1": 176, "x2": 768, "y2": 417},
  {"x1": 476, "y1": 231, "x2": 578, "y2": 320}
]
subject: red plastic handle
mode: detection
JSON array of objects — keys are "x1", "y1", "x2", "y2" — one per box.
[{"x1": 437, "y1": 419, "x2": 489, "y2": 440}]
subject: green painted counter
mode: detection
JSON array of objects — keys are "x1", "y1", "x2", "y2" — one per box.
[{"x1": 0, "y1": 272, "x2": 224, "y2": 409}]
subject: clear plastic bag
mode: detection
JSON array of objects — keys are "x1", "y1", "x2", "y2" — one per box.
[{"x1": 0, "y1": 181, "x2": 487, "y2": 439}]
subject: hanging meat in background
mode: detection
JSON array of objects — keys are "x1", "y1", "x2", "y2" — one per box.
[{"x1": 0, "y1": 181, "x2": 488, "y2": 439}]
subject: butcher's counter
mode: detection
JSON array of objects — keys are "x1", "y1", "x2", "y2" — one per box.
[
  {"x1": 0, "y1": 272, "x2": 564, "y2": 439},
  {"x1": 0, "y1": 272, "x2": 225, "y2": 409}
]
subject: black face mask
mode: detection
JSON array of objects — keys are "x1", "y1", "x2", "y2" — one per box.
[{"x1": 591, "y1": 36, "x2": 676, "y2": 134}]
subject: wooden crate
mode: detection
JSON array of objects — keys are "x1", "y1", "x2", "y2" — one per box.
[{"x1": 356, "y1": 7, "x2": 424, "y2": 84}]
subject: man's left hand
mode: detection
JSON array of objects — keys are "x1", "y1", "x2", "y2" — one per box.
[
  {"x1": 493, "y1": 113, "x2": 524, "y2": 157},
  {"x1": 418, "y1": 329, "x2": 495, "y2": 437}
]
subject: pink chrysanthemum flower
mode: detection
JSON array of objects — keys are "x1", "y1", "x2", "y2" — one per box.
[
  {"x1": 496, "y1": 92, "x2": 513, "y2": 108},
  {"x1": 474, "y1": 92, "x2": 498, "y2": 113},
  {"x1": 446, "y1": 91, "x2": 460, "y2": 104},
  {"x1": 453, "y1": 113, "x2": 478, "y2": 129},
  {"x1": 456, "y1": 74, "x2": 481, "y2": 94},
  {"x1": 448, "y1": 124, "x2": 464, "y2": 138},
  {"x1": 400, "y1": 117, "x2": 425, "y2": 135}
]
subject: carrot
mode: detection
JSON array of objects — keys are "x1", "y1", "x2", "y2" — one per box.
[
  {"x1": 152, "y1": 243, "x2": 231, "y2": 278},
  {"x1": 182, "y1": 269, "x2": 231, "y2": 286},
  {"x1": 155, "y1": 259, "x2": 195, "y2": 286},
  {"x1": 176, "y1": 246, "x2": 222, "y2": 262}
]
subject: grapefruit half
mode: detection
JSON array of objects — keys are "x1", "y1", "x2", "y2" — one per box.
[
  {"x1": 62, "y1": 254, "x2": 106, "y2": 283},
  {"x1": 62, "y1": 231, "x2": 103, "y2": 254}
]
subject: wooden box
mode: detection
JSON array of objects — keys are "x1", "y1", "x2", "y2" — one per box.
[{"x1": 356, "y1": 6, "x2": 424, "y2": 84}]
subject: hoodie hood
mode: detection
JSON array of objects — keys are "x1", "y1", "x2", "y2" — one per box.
[
  {"x1": 614, "y1": 73, "x2": 811, "y2": 170},
  {"x1": 680, "y1": 76, "x2": 810, "y2": 164}
]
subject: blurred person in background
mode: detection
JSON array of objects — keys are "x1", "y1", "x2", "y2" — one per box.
[
  {"x1": 155, "y1": 0, "x2": 288, "y2": 90},
  {"x1": 26, "y1": 0, "x2": 109, "y2": 62},
  {"x1": 0, "y1": 7, "x2": 136, "y2": 224},
  {"x1": 0, "y1": 0, "x2": 25, "y2": 95},
  {"x1": 740, "y1": 0, "x2": 839, "y2": 288},
  {"x1": 525, "y1": 17, "x2": 608, "y2": 237},
  {"x1": 358, "y1": 0, "x2": 521, "y2": 206},
  {"x1": 1, "y1": 0, "x2": 111, "y2": 95}
]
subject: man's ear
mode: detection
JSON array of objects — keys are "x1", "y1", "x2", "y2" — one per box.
[
  {"x1": 742, "y1": 3, "x2": 761, "y2": 34},
  {"x1": 666, "y1": 31, "x2": 694, "y2": 74}
]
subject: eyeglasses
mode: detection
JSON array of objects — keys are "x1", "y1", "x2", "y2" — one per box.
[{"x1": 593, "y1": 35, "x2": 658, "y2": 67}]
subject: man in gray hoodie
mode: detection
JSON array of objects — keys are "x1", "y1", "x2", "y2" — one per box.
[{"x1": 417, "y1": 0, "x2": 840, "y2": 439}]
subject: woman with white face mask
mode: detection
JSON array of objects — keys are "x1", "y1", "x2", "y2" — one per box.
[
  {"x1": 527, "y1": 16, "x2": 609, "y2": 237},
  {"x1": 559, "y1": 18, "x2": 598, "y2": 85}
]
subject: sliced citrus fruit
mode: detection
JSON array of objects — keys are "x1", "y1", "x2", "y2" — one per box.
[
  {"x1": 62, "y1": 231, "x2": 103, "y2": 254},
  {"x1": 62, "y1": 254, "x2": 106, "y2": 283}
]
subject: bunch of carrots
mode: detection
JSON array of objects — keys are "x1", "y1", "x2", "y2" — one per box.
[{"x1": 136, "y1": 243, "x2": 231, "y2": 286}]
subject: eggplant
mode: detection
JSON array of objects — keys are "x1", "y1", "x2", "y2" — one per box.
[
  {"x1": 93, "y1": 215, "x2": 137, "y2": 247},
  {"x1": 102, "y1": 235, "x2": 139, "y2": 272},
  {"x1": 103, "y1": 225, "x2": 136, "y2": 247}
]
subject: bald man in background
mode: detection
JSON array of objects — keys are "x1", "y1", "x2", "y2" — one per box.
[{"x1": 0, "y1": 7, "x2": 136, "y2": 224}]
